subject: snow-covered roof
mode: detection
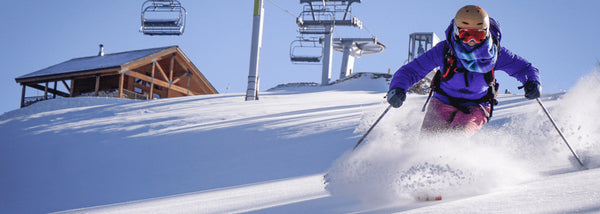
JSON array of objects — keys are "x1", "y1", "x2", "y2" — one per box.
[{"x1": 16, "y1": 46, "x2": 176, "y2": 81}]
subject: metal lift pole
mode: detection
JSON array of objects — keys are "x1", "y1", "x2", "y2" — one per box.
[
  {"x1": 246, "y1": 0, "x2": 265, "y2": 101},
  {"x1": 339, "y1": 43, "x2": 355, "y2": 79},
  {"x1": 321, "y1": 31, "x2": 333, "y2": 85}
]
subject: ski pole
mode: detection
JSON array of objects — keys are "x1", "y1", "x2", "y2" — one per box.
[
  {"x1": 535, "y1": 98, "x2": 585, "y2": 168},
  {"x1": 353, "y1": 105, "x2": 392, "y2": 150}
]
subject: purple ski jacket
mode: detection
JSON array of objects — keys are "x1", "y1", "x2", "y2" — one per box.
[{"x1": 389, "y1": 19, "x2": 540, "y2": 106}]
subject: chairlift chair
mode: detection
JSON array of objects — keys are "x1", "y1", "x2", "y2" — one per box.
[
  {"x1": 290, "y1": 38, "x2": 323, "y2": 63},
  {"x1": 141, "y1": 0, "x2": 187, "y2": 36},
  {"x1": 296, "y1": 8, "x2": 334, "y2": 35},
  {"x1": 296, "y1": 0, "x2": 362, "y2": 34}
]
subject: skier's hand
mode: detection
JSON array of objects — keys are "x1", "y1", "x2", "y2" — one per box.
[
  {"x1": 387, "y1": 88, "x2": 406, "y2": 108},
  {"x1": 522, "y1": 81, "x2": 541, "y2": 99}
]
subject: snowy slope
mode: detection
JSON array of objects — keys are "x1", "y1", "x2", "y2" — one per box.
[{"x1": 1, "y1": 72, "x2": 599, "y2": 213}]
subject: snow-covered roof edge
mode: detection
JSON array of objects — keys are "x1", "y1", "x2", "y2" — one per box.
[{"x1": 15, "y1": 46, "x2": 178, "y2": 82}]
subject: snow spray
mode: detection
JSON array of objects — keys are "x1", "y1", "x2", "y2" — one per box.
[
  {"x1": 325, "y1": 101, "x2": 539, "y2": 204},
  {"x1": 326, "y1": 71, "x2": 600, "y2": 204},
  {"x1": 553, "y1": 71, "x2": 600, "y2": 168}
]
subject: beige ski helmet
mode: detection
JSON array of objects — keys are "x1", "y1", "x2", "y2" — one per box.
[{"x1": 454, "y1": 5, "x2": 489, "y2": 30}]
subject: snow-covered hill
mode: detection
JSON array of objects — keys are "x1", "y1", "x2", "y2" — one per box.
[{"x1": 1, "y1": 72, "x2": 599, "y2": 213}]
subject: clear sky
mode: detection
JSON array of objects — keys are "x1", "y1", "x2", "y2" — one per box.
[{"x1": 2, "y1": 0, "x2": 599, "y2": 114}]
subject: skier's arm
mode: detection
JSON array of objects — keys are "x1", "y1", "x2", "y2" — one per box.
[
  {"x1": 495, "y1": 47, "x2": 540, "y2": 85},
  {"x1": 389, "y1": 42, "x2": 446, "y2": 90}
]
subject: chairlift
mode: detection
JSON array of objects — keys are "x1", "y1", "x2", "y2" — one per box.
[
  {"x1": 296, "y1": 7, "x2": 334, "y2": 34},
  {"x1": 290, "y1": 38, "x2": 323, "y2": 63},
  {"x1": 296, "y1": 1, "x2": 362, "y2": 35},
  {"x1": 140, "y1": 0, "x2": 187, "y2": 36}
]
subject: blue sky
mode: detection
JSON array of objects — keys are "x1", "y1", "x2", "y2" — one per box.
[{"x1": 2, "y1": 1, "x2": 599, "y2": 114}]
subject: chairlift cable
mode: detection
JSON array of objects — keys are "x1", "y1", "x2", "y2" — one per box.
[
  {"x1": 345, "y1": 10, "x2": 376, "y2": 38},
  {"x1": 265, "y1": 0, "x2": 297, "y2": 18},
  {"x1": 363, "y1": 24, "x2": 376, "y2": 38}
]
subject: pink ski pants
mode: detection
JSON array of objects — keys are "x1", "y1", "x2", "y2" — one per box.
[{"x1": 421, "y1": 98, "x2": 490, "y2": 136}]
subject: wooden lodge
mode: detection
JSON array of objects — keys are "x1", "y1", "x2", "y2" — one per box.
[{"x1": 15, "y1": 45, "x2": 218, "y2": 107}]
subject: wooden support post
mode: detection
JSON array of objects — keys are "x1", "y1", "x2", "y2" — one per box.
[
  {"x1": 168, "y1": 53, "x2": 175, "y2": 98},
  {"x1": 169, "y1": 54, "x2": 175, "y2": 82},
  {"x1": 53, "y1": 81, "x2": 58, "y2": 99},
  {"x1": 186, "y1": 70, "x2": 191, "y2": 96},
  {"x1": 95, "y1": 74, "x2": 100, "y2": 96},
  {"x1": 119, "y1": 72, "x2": 124, "y2": 98},
  {"x1": 70, "y1": 79, "x2": 75, "y2": 97},
  {"x1": 20, "y1": 84, "x2": 26, "y2": 108},
  {"x1": 149, "y1": 62, "x2": 155, "y2": 100},
  {"x1": 44, "y1": 82, "x2": 49, "y2": 100}
]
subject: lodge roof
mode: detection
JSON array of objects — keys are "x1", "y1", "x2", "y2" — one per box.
[{"x1": 15, "y1": 46, "x2": 176, "y2": 82}]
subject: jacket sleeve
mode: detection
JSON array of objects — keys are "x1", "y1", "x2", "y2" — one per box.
[
  {"x1": 495, "y1": 47, "x2": 540, "y2": 85},
  {"x1": 389, "y1": 41, "x2": 446, "y2": 90}
]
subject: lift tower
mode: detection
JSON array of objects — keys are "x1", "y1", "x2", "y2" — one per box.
[
  {"x1": 407, "y1": 33, "x2": 440, "y2": 80},
  {"x1": 294, "y1": 0, "x2": 364, "y2": 85},
  {"x1": 333, "y1": 37, "x2": 385, "y2": 79}
]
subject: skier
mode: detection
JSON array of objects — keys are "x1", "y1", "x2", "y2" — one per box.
[{"x1": 387, "y1": 5, "x2": 541, "y2": 136}]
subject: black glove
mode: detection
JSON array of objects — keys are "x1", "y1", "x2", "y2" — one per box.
[
  {"x1": 521, "y1": 81, "x2": 541, "y2": 99},
  {"x1": 387, "y1": 88, "x2": 406, "y2": 108}
]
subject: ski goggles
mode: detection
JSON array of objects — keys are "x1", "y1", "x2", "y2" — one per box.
[{"x1": 455, "y1": 27, "x2": 488, "y2": 44}]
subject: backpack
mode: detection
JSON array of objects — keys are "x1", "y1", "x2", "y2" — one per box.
[{"x1": 422, "y1": 43, "x2": 499, "y2": 119}]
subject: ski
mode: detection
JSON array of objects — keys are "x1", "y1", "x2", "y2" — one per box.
[{"x1": 414, "y1": 195, "x2": 442, "y2": 201}]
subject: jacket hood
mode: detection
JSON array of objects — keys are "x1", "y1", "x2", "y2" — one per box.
[{"x1": 445, "y1": 17, "x2": 502, "y2": 46}]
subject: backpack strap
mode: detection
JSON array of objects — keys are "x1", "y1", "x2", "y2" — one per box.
[
  {"x1": 483, "y1": 68, "x2": 499, "y2": 118},
  {"x1": 421, "y1": 70, "x2": 439, "y2": 112}
]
